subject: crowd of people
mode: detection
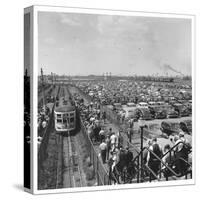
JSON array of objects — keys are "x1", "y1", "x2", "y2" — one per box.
[
  {"x1": 72, "y1": 93, "x2": 132, "y2": 169},
  {"x1": 72, "y1": 90, "x2": 192, "y2": 182}
]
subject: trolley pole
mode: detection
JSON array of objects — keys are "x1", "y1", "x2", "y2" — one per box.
[
  {"x1": 41, "y1": 68, "x2": 46, "y2": 110},
  {"x1": 51, "y1": 72, "x2": 54, "y2": 85}
]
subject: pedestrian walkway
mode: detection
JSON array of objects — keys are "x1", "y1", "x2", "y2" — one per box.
[{"x1": 93, "y1": 118, "x2": 140, "y2": 172}]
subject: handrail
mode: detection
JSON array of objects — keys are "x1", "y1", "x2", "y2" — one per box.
[
  {"x1": 130, "y1": 157, "x2": 160, "y2": 182},
  {"x1": 144, "y1": 164, "x2": 161, "y2": 181},
  {"x1": 132, "y1": 141, "x2": 192, "y2": 175},
  {"x1": 132, "y1": 146, "x2": 146, "y2": 164},
  {"x1": 132, "y1": 146, "x2": 182, "y2": 179},
  {"x1": 179, "y1": 157, "x2": 192, "y2": 167},
  {"x1": 161, "y1": 141, "x2": 192, "y2": 159},
  {"x1": 146, "y1": 147, "x2": 191, "y2": 178}
]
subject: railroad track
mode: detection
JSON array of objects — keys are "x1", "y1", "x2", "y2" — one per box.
[
  {"x1": 62, "y1": 130, "x2": 85, "y2": 188},
  {"x1": 61, "y1": 85, "x2": 85, "y2": 188}
]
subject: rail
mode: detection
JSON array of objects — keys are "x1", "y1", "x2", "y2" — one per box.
[
  {"x1": 162, "y1": 141, "x2": 192, "y2": 159},
  {"x1": 131, "y1": 140, "x2": 192, "y2": 183},
  {"x1": 157, "y1": 141, "x2": 192, "y2": 179}
]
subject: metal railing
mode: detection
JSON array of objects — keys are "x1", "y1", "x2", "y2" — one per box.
[
  {"x1": 132, "y1": 141, "x2": 192, "y2": 183},
  {"x1": 81, "y1": 121, "x2": 111, "y2": 185}
]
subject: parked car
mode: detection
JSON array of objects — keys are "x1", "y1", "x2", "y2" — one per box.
[
  {"x1": 180, "y1": 107, "x2": 190, "y2": 117},
  {"x1": 166, "y1": 109, "x2": 179, "y2": 118},
  {"x1": 124, "y1": 109, "x2": 139, "y2": 120},
  {"x1": 148, "y1": 101, "x2": 157, "y2": 106},
  {"x1": 137, "y1": 107, "x2": 152, "y2": 120},
  {"x1": 126, "y1": 102, "x2": 136, "y2": 107},
  {"x1": 137, "y1": 102, "x2": 148, "y2": 108},
  {"x1": 154, "y1": 110, "x2": 167, "y2": 119},
  {"x1": 160, "y1": 121, "x2": 179, "y2": 136},
  {"x1": 180, "y1": 120, "x2": 192, "y2": 135},
  {"x1": 148, "y1": 105, "x2": 167, "y2": 119}
]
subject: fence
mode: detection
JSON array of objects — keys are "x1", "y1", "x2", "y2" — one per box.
[{"x1": 81, "y1": 121, "x2": 111, "y2": 185}]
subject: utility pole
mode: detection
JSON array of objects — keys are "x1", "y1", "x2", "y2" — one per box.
[
  {"x1": 51, "y1": 72, "x2": 54, "y2": 85},
  {"x1": 41, "y1": 68, "x2": 46, "y2": 110}
]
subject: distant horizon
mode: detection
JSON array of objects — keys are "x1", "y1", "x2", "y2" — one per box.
[{"x1": 38, "y1": 72, "x2": 192, "y2": 78}]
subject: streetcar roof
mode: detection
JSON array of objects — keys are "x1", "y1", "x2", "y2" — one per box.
[{"x1": 54, "y1": 105, "x2": 75, "y2": 113}]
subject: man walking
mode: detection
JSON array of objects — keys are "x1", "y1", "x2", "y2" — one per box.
[{"x1": 99, "y1": 139, "x2": 107, "y2": 164}]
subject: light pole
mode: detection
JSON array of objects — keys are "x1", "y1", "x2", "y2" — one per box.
[
  {"x1": 128, "y1": 118, "x2": 134, "y2": 143},
  {"x1": 129, "y1": 128, "x2": 132, "y2": 143},
  {"x1": 138, "y1": 118, "x2": 145, "y2": 182}
]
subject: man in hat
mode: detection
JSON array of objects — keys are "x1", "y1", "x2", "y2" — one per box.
[
  {"x1": 175, "y1": 132, "x2": 187, "y2": 152},
  {"x1": 174, "y1": 131, "x2": 191, "y2": 175},
  {"x1": 147, "y1": 137, "x2": 163, "y2": 178}
]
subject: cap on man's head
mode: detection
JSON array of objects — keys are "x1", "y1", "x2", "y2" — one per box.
[
  {"x1": 174, "y1": 135, "x2": 179, "y2": 142},
  {"x1": 179, "y1": 132, "x2": 185, "y2": 137}
]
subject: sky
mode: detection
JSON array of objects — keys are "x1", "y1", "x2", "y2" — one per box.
[{"x1": 38, "y1": 11, "x2": 192, "y2": 76}]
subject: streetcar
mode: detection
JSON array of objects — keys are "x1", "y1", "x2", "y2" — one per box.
[{"x1": 54, "y1": 97, "x2": 76, "y2": 132}]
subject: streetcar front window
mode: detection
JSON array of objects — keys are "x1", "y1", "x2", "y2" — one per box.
[
  {"x1": 70, "y1": 118, "x2": 74, "y2": 123},
  {"x1": 63, "y1": 113, "x2": 68, "y2": 118},
  {"x1": 57, "y1": 119, "x2": 62, "y2": 123},
  {"x1": 57, "y1": 114, "x2": 62, "y2": 118}
]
